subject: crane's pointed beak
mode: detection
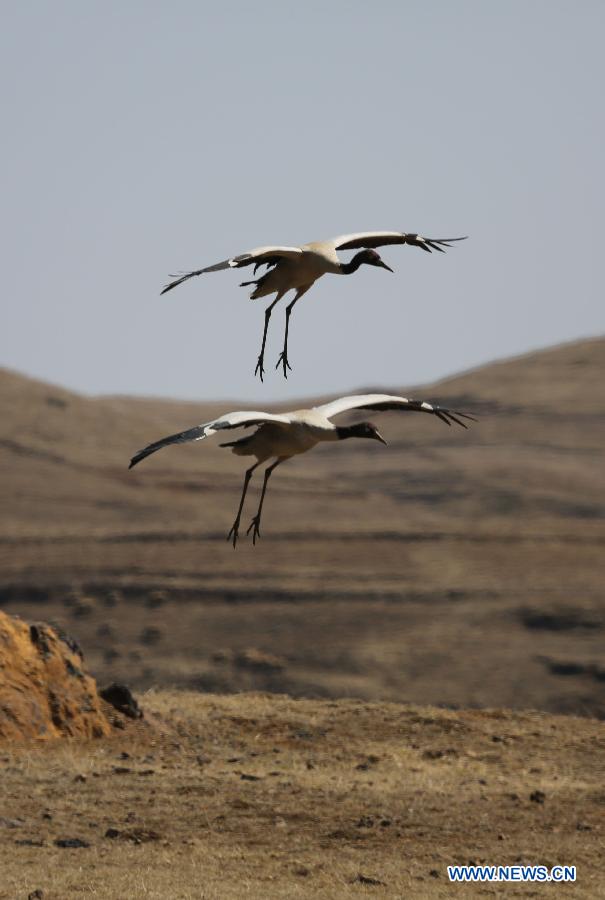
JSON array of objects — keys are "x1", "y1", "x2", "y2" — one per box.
[
  {"x1": 377, "y1": 260, "x2": 393, "y2": 273},
  {"x1": 373, "y1": 429, "x2": 388, "y2": 446}
]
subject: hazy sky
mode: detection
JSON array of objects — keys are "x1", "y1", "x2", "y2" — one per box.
[{"x1": 1, "y1": 1, "x2": 603, "y2": 402}]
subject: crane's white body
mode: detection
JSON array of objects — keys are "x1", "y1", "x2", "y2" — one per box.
[{"x1": 227, "y1": 408, "x2": 340, "y2": 462}]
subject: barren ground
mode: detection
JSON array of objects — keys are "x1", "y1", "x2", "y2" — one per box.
[{"x1": 1, "y1": 691, "x2": 603, "y2": 899}]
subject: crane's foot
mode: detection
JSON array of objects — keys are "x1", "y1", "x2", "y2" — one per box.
[
  {"x1": 254, "y1": 354, "x2": 266, "y2": 381},
  {"x1": 275, "y1": 351, "x2": 292, "y2": 379},
  {"x1": 227, "y1": 519, "x2": 241, "y2": 549},
  {"x1": 246, "y1": 514, "x2": 262, "y2": 545}
]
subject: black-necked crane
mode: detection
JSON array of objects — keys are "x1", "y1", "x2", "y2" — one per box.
[
  {"x1": 160, "y1": 231, "x2": 467, "y2": 380},
  {"x1": 129, "y1": 393, "x2": 475, "y2": 547}
]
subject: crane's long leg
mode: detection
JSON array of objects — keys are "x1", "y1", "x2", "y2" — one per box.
[
  {"x1": 254, "y1": 292, "x2": 285, "y2": 381},
  {"x1": 227, "y1": 462, "x2": 260, "y2": 549},
  {"x1": 246, "y1": 457, "x2": 287, "y2": 545},
  {"x1": 275, "y1": 285, "x2": 311, "y2": 379}
]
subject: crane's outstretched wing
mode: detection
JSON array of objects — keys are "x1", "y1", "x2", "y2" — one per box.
[
  {"x1": 129, "y1": 410, "x2": 292, "y2": 468},
  {"x1": 328, "y1": 232, "x2": 467, "y2": 254},
  {"x1": 160, "y1": 246, "x2": 303, "y2": 295},
  {"x1": 314, "y1": 394, "x2": 476, "y2": 429}
]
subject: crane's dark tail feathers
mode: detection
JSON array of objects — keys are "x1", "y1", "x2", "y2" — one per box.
[{"x1": 240, "y1": 267, "x2": 273, "y2": 294}]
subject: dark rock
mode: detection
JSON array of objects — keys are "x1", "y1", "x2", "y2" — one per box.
[
  {"x1": 29, "y1": 625, "x2": 52, "y2": 659},
  {"x1": 100, "y1": 683, "x2": 142, "y2": 719},
  {"x1": 353, "y1": 873, "x2": 386, "y2": 886},
  {"x1": 51, "y1": 625, "x2": 84, "y2": 659},
  {"x1": 530, "y1": 790, "x2": 546, "y2": 804},
  {"x1": 54, "y1": 838, "x2": 90, "y2": 848}
]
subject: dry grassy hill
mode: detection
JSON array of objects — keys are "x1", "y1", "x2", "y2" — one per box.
[{"x1": 1, "y1": 338, "x2": 604, "y2": 714}]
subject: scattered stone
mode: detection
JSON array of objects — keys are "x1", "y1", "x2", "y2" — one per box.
[
  {"x1": 294, "y1": 866, "x2": 310, "y2": 876},
  {"x1": 54, "y1": 838, "x2": 90, "y2": 848},
  {"x1": 530, "y1": 790, "x2": 546, "y2": 804},
  {"x1": 577, "y1": 821, "x2": 591, "y2": 831},
  {"x1": 100, "y1": 683, "x2": 142, "y2": 719},
  {"x1": 139, "y1": 626, "x2": 162, "y2": 646},
  {"x1": 353, "y1": 873, "x2": 386, "y2": 886},
  {"x1": 103, "y1": 591, "x2": 120, "y2": 608},
  {"x1": 112, "y1": 766, "x2": 132, "y2": 775},
  {"x1": 146, "y1": 591, "x2": 167, "y2": 609},
  {"x1": 0, "y1": 817, "x2": 25, "y2": 828},
  {"x1": 74, "y1": 773, "x2": 87, "y2": 783},
  {"x1": 28, "y1": 891, "x2": 44, "y2": 900},
  {"x1": 96, "y1": 623, "x2": 114, "y2": 639},
  {"x1": 104, "y1": 828, "x2": 160, "y2": 844},
  {"x1": 71, "y1": 598, "x2": 96, "y2": 619},
  {"x1": 16, "y1": 838, "x2": 45, "y2": 847},
  {"x1": 240, "y1": 773, "x2": 261, "y2": 781},
  {"x1": 429, "y1": 869, "x2": 440, "y2": 878}
]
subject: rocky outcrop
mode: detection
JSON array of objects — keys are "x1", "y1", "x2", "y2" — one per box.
[{"x1": 0, "y1": 611, "x2": 111, "y2": 740}]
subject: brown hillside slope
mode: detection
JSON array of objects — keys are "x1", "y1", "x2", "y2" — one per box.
[{"x1": 0, "y1": 338, "x2": 604, "y2": 713}]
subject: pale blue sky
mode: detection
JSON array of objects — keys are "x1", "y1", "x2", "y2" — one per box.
[{"x1": 1, "y1": 1, "x2": 603, "y2": 401}]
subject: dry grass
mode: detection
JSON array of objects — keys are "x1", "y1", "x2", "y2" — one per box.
[{"x1": 0, "y1": 691, "x2": 603, "y2": 898}]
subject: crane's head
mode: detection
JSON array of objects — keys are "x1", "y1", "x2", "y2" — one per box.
[
  {"x1": 356, "y1": 248, "x2": 394, "y2": 272},
  {"x1": 337, "y1": 421, "x2": 388, "y2": 445}
]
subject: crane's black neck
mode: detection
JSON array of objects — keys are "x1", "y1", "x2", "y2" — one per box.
[
  {"x1": 339, "y1": 251, "x2": 366, "y2": 275},
  {"x1": 336, "y1": 423, "x2": 367, "y2": 440}
]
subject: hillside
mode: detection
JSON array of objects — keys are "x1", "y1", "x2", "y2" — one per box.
[{"x1": 0, "y1": 337, "x2": 604, "y2": 714}]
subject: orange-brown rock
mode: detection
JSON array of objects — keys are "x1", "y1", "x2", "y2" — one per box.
[{"x1": 0, "y1": 610, "x2": 111, "y2": 741}]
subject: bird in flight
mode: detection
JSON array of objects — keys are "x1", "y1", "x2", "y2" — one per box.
[
  {"x1": 161, "y1": 231, "x2": 467, "y2": 380},
  {"x1": 129, "y1": 393, "x2": 475, "y2": 547}
]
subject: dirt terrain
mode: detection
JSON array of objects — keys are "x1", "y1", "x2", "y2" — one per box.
[
  {"x1": 0, "y1": 690, "x2": 603, "y2": 899},
  {"x1": 1, "y1": 337, "x2": 604, "y2": 715}
]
